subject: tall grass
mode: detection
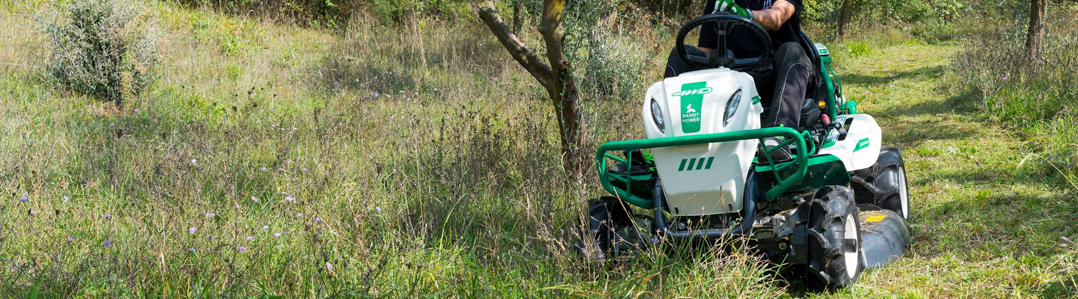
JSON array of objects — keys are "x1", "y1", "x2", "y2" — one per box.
[{"x1": 950, "y1": 4, "x2": 1078, "y2": 198}]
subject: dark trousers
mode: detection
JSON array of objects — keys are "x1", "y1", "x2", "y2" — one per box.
[{"x1": 664, "y1": 42, "x2": 815, "y2": 129}]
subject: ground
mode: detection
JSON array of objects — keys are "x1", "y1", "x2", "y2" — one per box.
[{"x1": 0, "y1": 1, "x2": 1075, "y2": 297}]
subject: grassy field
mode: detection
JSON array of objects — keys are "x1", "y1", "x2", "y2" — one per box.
[{"x1": 1, "y1": 0, "x2": 1076, "y2": 297}]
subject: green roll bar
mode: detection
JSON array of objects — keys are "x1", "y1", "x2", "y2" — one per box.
[{"x1": 595, "y1": 126, "x2": 811, "y2": 209}]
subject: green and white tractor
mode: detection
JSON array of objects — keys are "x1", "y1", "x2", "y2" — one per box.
[{"x1": 577, "y1": 13, "x2": 912, "y2": 289}]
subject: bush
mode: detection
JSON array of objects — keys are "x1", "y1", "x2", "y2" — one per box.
[
  {"x1": 562, "y1": 0, "x2": 649, "y2": 102},
  {"x1": 41, "y1": 0, "x2": 158, "y2": 107}
]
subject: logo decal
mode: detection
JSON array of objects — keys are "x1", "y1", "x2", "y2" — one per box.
[
  {"x1": 670, "y1": 87, "x2": 713, "y2": 97},
  {"x1": 675, "y1": 82, "x2": 708, "y2": 133},
  {"x1": 751, "y1": 95, "x2": 761, "y2": 105},
  {"x1": 677, "y1": 157, "x2": 715, "y2": 171},
  {"x1": 854, "y1": 137, "x2": 870, "y2": 152}
]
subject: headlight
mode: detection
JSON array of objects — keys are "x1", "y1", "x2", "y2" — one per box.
[
  {"x1": 723, "y1": 89, "x2": 742, "y2": 127},
  {"x1": 650, "y1": 99, "x2": 665, "y2": 133}
]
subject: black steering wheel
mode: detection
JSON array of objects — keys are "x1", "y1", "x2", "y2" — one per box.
[{"x1": 675, "y1": 12, "x2": 772, "y2": 71}]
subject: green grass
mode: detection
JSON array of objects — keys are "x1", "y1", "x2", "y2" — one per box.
[{"x1": 1, "y1": 1, "x2": 1076, "y2": 297}]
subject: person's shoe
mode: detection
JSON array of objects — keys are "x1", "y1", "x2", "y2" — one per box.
[{"x1": 756, "y1": 137, "x2": 793, "y2": 164}]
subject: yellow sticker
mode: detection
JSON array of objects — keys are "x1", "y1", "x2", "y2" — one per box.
[{"x1": 865, "y1": 215, "x2": 886, "y2": 222}]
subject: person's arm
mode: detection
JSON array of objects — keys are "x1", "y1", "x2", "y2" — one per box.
[
  {"x1": 753, "y1": 0, "x2": 796, "y2": 31},
  {"x1": 700, "y1": 0, "x2": 797, "y2": 54}
]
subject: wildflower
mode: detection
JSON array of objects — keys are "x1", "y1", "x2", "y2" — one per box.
[
  {"x1": 651, "y1": 237, "x2": 659, "y2": 243},
  {"x1": 188, "y1": 248, "x2": 196, "y2": 252},
  {"x1": 102, "y1": 240, "x2": 112, "y2": 247},
  {"x1": 238, "y1": 246, "x2": 246, "y2": 253},
  {"x1": 260, "y1": 167, "x2": 267, "y2": 171},
  {"x1": 68, "y1": 236, "x2": 75, "y2": 242},
  {"x1": 18, "y1": 196, "x2": 27, "y2": 202},
  {"x1": 263, "y1": 225, "x2": 269, "y2": 230},
  {"x1": 295, "y1": 213, "x2": 302, "y2": 217},
  {"x1": 434, "y1": 88, "x2": 439, "y2": 91},
  {"x1": 63, "y1": 196, "x2": 69, "y2": 201},
  {"x1": 1003, "y1": 77, "x2": 1008, "y2": 80},
  {"x1": 285, "y1": 196, "x2": 294, "y2": 202},
  {"x1": 189, "y1": 227, "x2": 197, "y2": 234},
  {"x1": 315, "y1": 217, "x2": 323, "y2": 223},
  {"x1": 246, "y1": 236, "x2": 254, "y2": 241},
  {"x1": 326, "y1": 262, "x2": 333, "y2": 271},
  {"x1": 205, "y1": 212, "x2": 216, "y2": 218},
  {"x1": 318, "y1": 70, "x2": 323, "y2": 76},
  {"x1": 301, "y1": 168, "x2": 308, "y2": 172},
  {"x1": 30, "y1": 210, "x2": 37, "y2": 215},
  {"x1": 251, "y1": 196, "x2": 259, "y2": 202},
  {"x1": 274, "y1": 233, "x2": 282, "y2": 238},
  {"x1": 375, "y1": 206, "x2": 382, "y2": 212},
  {"x1": 191, "y1": 159, "x2": 197, "y2": 164},
  {"x1": 104, "y1": 213, "x2": 111, "y2": 218}
]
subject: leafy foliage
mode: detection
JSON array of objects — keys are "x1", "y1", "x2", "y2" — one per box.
[{"x1": 41, "y1": 0, "x2": 157, "y2": 107}]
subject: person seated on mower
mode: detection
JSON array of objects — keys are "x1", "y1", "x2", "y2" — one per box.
[{"x1": 664, "y1": 0, "x2": 815, "y2": 162}]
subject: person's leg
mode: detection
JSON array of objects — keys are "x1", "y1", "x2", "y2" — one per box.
[
  {"x1": 765, "y1": 42, "x2": 815, "y2": 129},
  {"x1": 664, "y1": 46, "x2": 710, "y2": 78}
]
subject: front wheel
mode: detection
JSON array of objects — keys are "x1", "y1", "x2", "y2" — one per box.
[
  {"x1": 805, "y1": 186, "x2": 862, "y2": 289},
  {"x1": 851, "y1": 147, "x2": 911, "y2": 221}
]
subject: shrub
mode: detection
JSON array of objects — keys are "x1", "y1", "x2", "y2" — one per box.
[{"x1": 41, "y1": 0, "x2": 158, "y2": 107}]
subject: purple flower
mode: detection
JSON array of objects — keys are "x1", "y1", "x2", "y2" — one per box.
[
  {"x1": 63, "y1": 196, "x2": 69, "y2": 201},
  {"x1": 434, "y1": 88, "x2": 439, "y2": 91},
  {"x1": 1003, "y1": 77, "x2": 1008, "y2": 80},
  {"x1": 326, "y1": 262, "x2": 333, "y2": 271},
  {"x1": 262, "y1": 225, "x2": 269, "y2": 230},
  {"x1": 67, "y1": 236, "x2": 75, "y2": 242},
  {"x1": 285, "y1": 196, "x2": 294, "y2": 202},
  {"x1": 205, "y1": 213, "x2": 216, "y2": 218},
  {"x1": 375, "y1": 206, "x2": 382, "y2": 212},
  {"x1": 102, "y1": 240, "x2": 112, "y2": 247},
  {"x1": 191, "y1": 159, "x2": 197, "y2": 164},
  {"x1": 274, "y1": 233, "x2": 282, "y2": 238},
  {"x1": 295, "y1": 213, "x2": 302, "y2": 217},
  {"x1": 251, "y1": 196, "x2": 259, "y2": 202},
  {"x1": 260, "y1": 167, "x2": 267, "y2": 171},
  {"x1": 238, "y1": 246, "x2": 246, "y2": 253},
  {"x1": 314, "y1": 217, "x2": 323, "y2": 223},
  {"x1": 30, "y1": 210, "x2": 37, "y2": 215},
  {"x1": 18, "y1": 196, "x2": 27, "y2": 202},
  {"x1": 651, "y1": 237, "x2": 659, "y2": 243},
  {"x1": 246, "y1": 236, "x2": 254, "y2": 241},
  {"x1": 301, "y1": 168, "x2": 308, "y2": 172},
  {"x1": 104, "y1": 213, "x2": 111, "y2": 218},
  {"x1": 189, "y1": 227, "x2": 197, "y2": 234},
  {"x1": 188, "y1": 248, "x2": 196, "y2": 252}
]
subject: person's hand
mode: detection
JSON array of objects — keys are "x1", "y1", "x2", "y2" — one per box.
[{"x1": 715, "y1": 0, "x2": 753, "y2": 20}]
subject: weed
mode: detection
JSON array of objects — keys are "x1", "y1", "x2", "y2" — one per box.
[{"x1": 39, "y1": 0, "x2": 158, "y2": 107}]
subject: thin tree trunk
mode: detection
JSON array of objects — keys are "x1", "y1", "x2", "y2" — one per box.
[
  {"x1": 512, "y1": 0, "x2": 522, "y2": 34},
  {"x1": 479, "y1": 0, "x2": 584, "y2": 174},
  {"x1": 1025, "y1": 0, "x2": 1047, "y2": 65},
  {"x1": 837, "y1": 0, "x2": 855, "y2": 39}
]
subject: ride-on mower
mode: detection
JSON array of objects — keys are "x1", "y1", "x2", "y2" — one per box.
[{"x1": 577, "y1": 13, "x2": 912, "y2": 289}]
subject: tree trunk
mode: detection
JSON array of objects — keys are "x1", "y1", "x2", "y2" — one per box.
[
  {"x1": 512, "y1": 0, "x2": 522, "y2": 34},
  {"x1": 478, "y1": 0, "x2": 585, "y2": 174},
  {"x1": 837, "y1": 0, "x2": 855, "y2": 39},
  {"x1": 1025, "y1": 0, "x2": 1047, "y2": 65}
]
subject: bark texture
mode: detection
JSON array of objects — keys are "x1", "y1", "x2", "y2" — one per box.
[{"x1": 1025, "y1": 0, "x2": 1047, "y2": 64}]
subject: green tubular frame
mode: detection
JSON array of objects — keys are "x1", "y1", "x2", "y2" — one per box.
[{"x1": 596, "y1": 127, "x2": 810, "y2": 209}]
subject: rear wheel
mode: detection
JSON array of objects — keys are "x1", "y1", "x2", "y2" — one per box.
[
  {"x1": 851, "y1": 147, "x2": 911, "y2": 221},
  {"x1": 806, "y1": 186, "x2": 862, "y2": 289},
  {"x1": 577, "y1": 196, "x2": 641, "y2": 258}
]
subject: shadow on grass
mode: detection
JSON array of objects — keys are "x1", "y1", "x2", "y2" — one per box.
[{"x1": 839, "y1": 65, "x2": 947, "y2": 88}]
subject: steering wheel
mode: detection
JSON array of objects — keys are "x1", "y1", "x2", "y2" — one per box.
[{"x1": 675, "y1": 12, "x2": 772, "y2": 71}]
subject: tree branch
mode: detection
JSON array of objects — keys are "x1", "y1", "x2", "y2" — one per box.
[
  {"x1": 477, "y1": 2, "x2": 554, "y2": 90},
  {"x1": 540, "y1": 0, "x2": 570, "y2": 86}
]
